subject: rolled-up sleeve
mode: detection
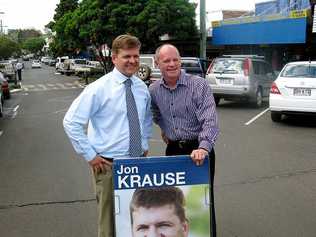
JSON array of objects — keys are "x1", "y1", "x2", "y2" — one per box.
[
  {"x1": 195, "y1": 83, "x2": 219, "y2": 152},
  {"x1": 63, "y1": 88, "x2": 99, "y2": 161}
]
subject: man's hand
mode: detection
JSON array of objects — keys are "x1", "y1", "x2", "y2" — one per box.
[
  {"x1": 143, "y1": 150, "x2": 149, "y2": 157},
  {"x1": 190, "y1": 148, "x2": 208, "y2": 166},
  {"x1": 88, "y1": 155, "x2": 112, "y2": 173},
  {"x1": 161, "y1": 131, "x2": 169, "y2": 144}
]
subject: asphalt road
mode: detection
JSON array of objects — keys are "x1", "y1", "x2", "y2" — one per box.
[{"x1": 0, "y1": 63, "x2": 315, "y2": 237}]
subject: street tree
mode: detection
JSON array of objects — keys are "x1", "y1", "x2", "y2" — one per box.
[
  {"x1": 22, "y1": 37, "x2": 46, "y2": 55},
  {"x1": 47, "y1": 0, "x2": 79, "y2": 56},
  {"x1": 50, "y1": 0, "x2": 198, "y2": 72},
  {"x1": 7, "y1": 29, "x2": 42, "y2": 44},
  {"x1": 0, "y1": 36, "x2": 20, "y2": 60}
]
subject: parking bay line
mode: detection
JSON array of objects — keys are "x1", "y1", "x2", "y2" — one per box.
[{"x1": 244, "y1": 108, "x2": 270, "y2": 126}]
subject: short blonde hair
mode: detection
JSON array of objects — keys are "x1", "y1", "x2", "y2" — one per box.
[{"x1": 111, "y1": 34, "x2": 141, "y2": 55}]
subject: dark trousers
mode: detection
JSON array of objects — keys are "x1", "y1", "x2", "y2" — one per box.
[
  {"x1": 166, "y1": 140, "x2": 217, "y2": 237},
  {"x1": 17, "y1": 70, "x2": 22, "y2": 81}
]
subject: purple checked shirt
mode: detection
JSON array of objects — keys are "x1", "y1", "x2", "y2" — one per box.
[{"x1": 149, "y1": 70, "x2": 219, "y2": 152}]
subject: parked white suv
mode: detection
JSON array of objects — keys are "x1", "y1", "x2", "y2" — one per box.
[
  {"x1": 56, "y1": 56, "x2": 69, "y2": 73},
  {"x1": 137, "y1": 55, "x2": 161, "y2": 85},
  {"x1": 206, "y1": 55, "x2": 276, "y2": 107}
]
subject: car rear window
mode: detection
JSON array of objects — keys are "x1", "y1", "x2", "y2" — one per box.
[
  {"x1": 281, "y1": 64, "x2": 316, "y2": 78},
  {"x1": 140, "y1": 58, "x2": 154, "y2": 68},
  {"x1": 181, "y1": 59, "x2": 200, "y2": 68},
  {"x1": 211, "y1": 58, "x2": 243, "y2": 74}
]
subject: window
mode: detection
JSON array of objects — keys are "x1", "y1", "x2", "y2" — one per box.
[{"x1": 281, "y1": 64, "x2": 316, "y2": 78}]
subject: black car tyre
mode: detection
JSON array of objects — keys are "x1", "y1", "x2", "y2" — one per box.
[
  {"x1": 137, "y1": 64, "x2": 151, "y2": 81},
  {"x1": 253, "y1": 88, "x2": 263, "y2": 108},
  {"x1": 214, "y1": 97, "x2": 220, "y2": 106},
  {"x1": 271, "y1": 111, "x2": 282, "y2": 122}
]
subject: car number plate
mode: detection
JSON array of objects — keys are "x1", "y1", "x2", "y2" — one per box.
[
  {"x1": 293, "y1": 88, "x2": 311, "y2": 96},
  {"x1": 219, "y1": 79, "x2": 232, "y2": 84}
]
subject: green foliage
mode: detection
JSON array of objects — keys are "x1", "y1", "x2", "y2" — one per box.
[
  {"x1": 50, "y1": 0, "x2": 197, "y2": 54},
  {"x1": 22, "y1": 37, "x2": 46, "y2": 54},
  {"x1": 7, "y1": 29, "x2": 42, "y2": 44},
  {"x1": 186, "y1": 186, "x2": 210, "y2": 236},
  {"x1": 53, "y1": 0, "x2": 79, "y2": 22},
  {"x1": 0, "y1": 36, "x2": 20, "y2": 60}
]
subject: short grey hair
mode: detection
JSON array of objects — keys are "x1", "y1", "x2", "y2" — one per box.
[{"x1": 154, "y1": 44, "x2": 180, "y2": 62}]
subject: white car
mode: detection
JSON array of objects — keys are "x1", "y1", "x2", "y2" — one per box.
[
  {"x1": 31, "y1": 60, "x2": 41, "y2": 68},
  {"x1": 269, "y1": 61, "x2": 316, "y2": 122}
]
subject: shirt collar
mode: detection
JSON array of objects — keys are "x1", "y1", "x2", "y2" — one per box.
[
  {"x1": 113, "y1": 67, "x2": 137, "y2": 84},
  {"x1": 159, "y1": 69, "x2": 188, "y2": 89}
]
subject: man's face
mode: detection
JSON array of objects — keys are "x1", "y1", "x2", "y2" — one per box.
[
  {"x1": 132, "y1": 204, "x2": 189, "y2": 237},
  {"x1": 156, "y1": 46, "x2": 181, "y2": 82},
  {"x1": 112, "y1": 47, "x2": 140, "y2": 77}
]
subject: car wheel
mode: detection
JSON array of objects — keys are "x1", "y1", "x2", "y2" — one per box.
[
  {"x1": 271, "y1": 111, "x2": 282, "y2": 122},
  {"x1": 0, "y1": 97, "x2": 3, "y2": 117},
  {"x1": 137, "y1": 64, "x2": 151, "y2": 82},
  {"x1": 214, "y1": 97, "x2": 220, "y2": 106},
  {"x1": 254, "y1": 88, "x2": 263, "y2": 108}
]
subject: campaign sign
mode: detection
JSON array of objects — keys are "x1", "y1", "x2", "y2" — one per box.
[{"x1": 113, "y1": 155, "x2": 212, "y2": 237}]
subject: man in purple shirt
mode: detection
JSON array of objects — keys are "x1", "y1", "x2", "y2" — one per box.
[{"x1": 149, "y1": 44, "x2": 219, "y2": 237}]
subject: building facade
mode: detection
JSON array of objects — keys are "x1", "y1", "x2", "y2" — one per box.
[{"x1": 211, "y1": 0, "x2": 314, "y2": 70}]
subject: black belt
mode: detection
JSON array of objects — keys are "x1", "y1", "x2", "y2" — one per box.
[
  {"x1": 168, "y1": 139, "x2": 199, "y2": 149},
  {"x1": 101, "y1": 156, "x2": 114, "y2": 162}
]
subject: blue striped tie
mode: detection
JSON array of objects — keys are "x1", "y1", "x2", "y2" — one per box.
[{"x1": 124, "y1": 78, "x2": 142, "y2": 157}]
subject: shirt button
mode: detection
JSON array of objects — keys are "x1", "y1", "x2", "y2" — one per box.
[
  {"x1": 173, "y1": 115, "x2": 176, "y2": 118},
  {"x1": 171, "y1": 103, "x2": 173, "y2": 106},
  {"x1": 175, "y1": 127, "x2": 178, "y2": 130}
]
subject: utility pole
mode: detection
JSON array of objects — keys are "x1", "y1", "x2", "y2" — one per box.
[
  {"x1": 199, "y1": 0, "x2": 206, "y2": 59},
  {"x1": 0, "y1": 11, "x2": 4, "y2": 34}
]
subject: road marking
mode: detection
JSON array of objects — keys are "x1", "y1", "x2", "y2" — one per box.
[
  {"x1": 53, "y1": 108, "x2": 68, "y2": 114},
  {"x1": 13, "y1": 105, "x2": 20, "y2": 112},
  {"x1": 56, "y1": 83, "x2": 67, "y2": 89},
  {"x1": 244, "y1": 108, "x2": 270, "y2": 126},
  {"x1": 38, "y1": 84, "x2": 48, "y2": 90},
  {"x1": 0, "y1": 130, "x2": 3, "y2": 137},
  {"x1": 21, "y1": 83, "x2": 84, "y2": 92}
]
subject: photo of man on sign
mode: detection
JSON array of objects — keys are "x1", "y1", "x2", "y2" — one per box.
[{"x1": 130, "y1": 187, "x2": 189, "y2": 237}]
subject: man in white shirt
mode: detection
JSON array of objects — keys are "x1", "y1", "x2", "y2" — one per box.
[
  {"x1": 63, "y1": 34, "x2": 152, "y2": 237},
  {"x1": 15, "y1": 62, "x2": 23, "y2": 81}
]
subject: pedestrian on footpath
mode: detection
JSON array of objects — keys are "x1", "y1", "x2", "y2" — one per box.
[
  {"x1": 63, "y1": 34, "x2": 152, "y2": 237},
  {"x1": 149, "y1": 44, "x2": 219, "y2": 237},
  {"x1": 15, "y1": 61, "x2": 23, "y2": 81}
]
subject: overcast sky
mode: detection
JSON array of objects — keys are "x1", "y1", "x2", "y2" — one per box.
[{"x1": 0, "y1": 0, "x2": 263, "y2": 32}]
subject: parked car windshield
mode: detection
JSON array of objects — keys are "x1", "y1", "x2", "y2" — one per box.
[
  {"x1": 281, "y1": 64, "x2": 316, "y2": 78},
  {"x1": 211, "y1": 59, "x2": 243, "y2": 74},
  {"x1": 74, "y1": 59, "x2": 87, "y2": 64}
]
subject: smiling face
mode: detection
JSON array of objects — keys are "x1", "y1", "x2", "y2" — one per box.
[
  {"x1": 112, "y1": 47, "x2": 140, "y2": 77},
  {"x1": 155, "y1": 45, "x2": 181, "y2": 84},
  {"x1": 132, "y1": 204, "x2": 189, "y2": 237}
]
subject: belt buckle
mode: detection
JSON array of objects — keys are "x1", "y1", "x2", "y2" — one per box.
[{"x1": 178, "y1": 140, "x2": 186, "y2": 149}]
